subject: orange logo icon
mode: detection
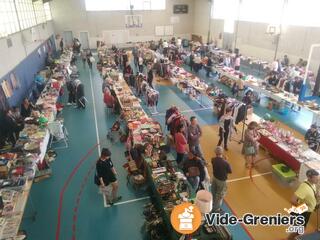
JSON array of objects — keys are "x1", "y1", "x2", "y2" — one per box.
[{"x1": 170, "y1": 202, "x2": 202, "y2": 235}]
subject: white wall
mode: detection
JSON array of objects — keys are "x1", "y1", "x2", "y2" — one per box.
[
  {"x1": 51, "y1": 0, "x2": 194, "y2": 48},
  {"x1": 0, "y1": 21, "x2": 54, "y2": 78},
  {"x1": 193, "y1": 0, "x2": 320, "y2": 73}
]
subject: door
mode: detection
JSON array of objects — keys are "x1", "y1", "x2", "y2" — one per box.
[
  {"x1": 79, "y1": 32, "x2": 89, "y2": 50},
  {"x1": 63, "y1": 31, "x2": 73, "y2": 47},
  {"x1": 223, "y1": 33, "x2": 234, "y2": 51}
]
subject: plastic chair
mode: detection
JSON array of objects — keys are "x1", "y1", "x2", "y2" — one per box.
[{"x1": 48, "y1": 120, "x2": 69, "y2": 149}]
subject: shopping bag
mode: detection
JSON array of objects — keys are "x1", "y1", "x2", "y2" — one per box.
[{"x1": 245, "y1": 146, "x2": 256, "y2": 155}]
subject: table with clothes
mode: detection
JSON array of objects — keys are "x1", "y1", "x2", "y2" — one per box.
[
  {"x1": 258, "y1": 120, "x2": 320, "y2": 172},
  {"x1": 0, "y1": 50, "x2": 72, "y2": 239},
  {"x1": 211, "y1": 94, "x2": 247, "y2": 124},
  {"x1": 99, "y1": 46, "x2": 230, "y2": 240},
  {"x1": 169, "y1": 65, "x2": 208, "y2": 101},
  {"x1": 210, "y1": 51, "x2": 320, "y2": 122}
]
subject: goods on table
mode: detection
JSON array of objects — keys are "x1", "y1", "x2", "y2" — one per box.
[{"x1": 0, "y1": 49, "x2": 72, "y2": 240}]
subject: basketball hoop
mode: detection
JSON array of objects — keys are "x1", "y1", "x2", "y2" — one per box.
[{"x1": 266, "y1": 24, "x2": 280, "y2": 36}]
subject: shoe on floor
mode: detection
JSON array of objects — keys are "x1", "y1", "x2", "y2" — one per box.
[
  {"x1": 67, "y1": 103, "x2": 72, "y2": 106},
  {"x1": 106, "y1": 201, "x2": 114, "y2": 206},
  {"x1": 113, "y1": 196, "x2": 122, "y2": 203}
]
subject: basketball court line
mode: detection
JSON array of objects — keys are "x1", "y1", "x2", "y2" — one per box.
[
  {"x1": 227, "y1": 172, "x2": 272, "y2": 183},
  {"x1": 103, "y1": 196, "x2": 150, "y2": 208}
]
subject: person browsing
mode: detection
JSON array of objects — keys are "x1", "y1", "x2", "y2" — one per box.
[
  {"x1": 96, "y1": 148, "x2": 122, "y2": 206},
  {"x1": 289, "y1": 169, "x2": 319, "y2": 239},
  {"x1": 211, "y1": 146, "x2": 232, "y2": 212}
]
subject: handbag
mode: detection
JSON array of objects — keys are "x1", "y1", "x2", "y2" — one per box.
[
  {"x1": 245, "y1": 146, "x2": 256, "y2": 155},
  {"x1": 188, "y1": 166, "x2": 200, "y2": 177}
]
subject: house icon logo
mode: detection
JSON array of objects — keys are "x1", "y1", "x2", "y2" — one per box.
[{"x1": 170, "y1": 202, "x2": 202, "y2": 235}]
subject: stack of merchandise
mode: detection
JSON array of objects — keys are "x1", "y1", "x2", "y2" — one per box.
[
  {"x1": 0, "y1": 50, "x2": 72, "y2": 240},
  {"x1": 102, "y1": 46, "x2": 229, "y2": 240},
  {"x1": 142, "y1": 203, "x2": 167, "y2": 240},
  {"x1": 259, "y1": 121, "x2": 306, "y2": 159},
  {"x1": 169, "y1": 65, "x2": 208, "y2": 100}
]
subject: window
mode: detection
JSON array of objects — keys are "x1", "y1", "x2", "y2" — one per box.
[
  {"x1": 211, "y1": 0, "x2": 238, "y2": 34},
  {"x1": 284, "y1": 0, "x2": 320, "y2": 27},
  {"x1": 0, "y1": 0, "x2": 20, "y2": 37},
  {"x1": 15, "y1": 0, "x2": 37, "y2": 30},
  {"x1": 212, "y1": 0, "x2": 285, "y2": 25},
  {"x1": 239, "y1": 0, "x2": 285, "y2": 24},
  {"x1": 224, "y1": 19, "x2": 235, "y2": 33},
  {"x1": 211, "y1": 0, "x2": 239, "y2": 20},
  {"x1": 33, "y1": 0, "x2": 46, "y2": 24},
  {"x1": 85, "y1": 0, "x2": 166, "y2": 11},
  {"x1": 43, "y1": 2, "x2": 52, "y2": 21}
]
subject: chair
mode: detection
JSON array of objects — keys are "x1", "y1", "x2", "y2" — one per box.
[
  {"x1": 123, "y1": 159, "x2": 146, "y2": 191},
  {"x1": 48, "y1": 120, "x2": 69, "y2": 149}
]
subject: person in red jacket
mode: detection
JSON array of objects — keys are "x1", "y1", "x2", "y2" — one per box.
[
  {"x1": 103, "y1": 88, "x2": 115, "y2": 112},
  {"x1": 175, "y1": 124, "x2": 189, "y2": 166}
]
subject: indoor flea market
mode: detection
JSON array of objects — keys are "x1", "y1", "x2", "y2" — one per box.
[{"x1": 1, "y1": 0, "x2": 320, "y2": 239}]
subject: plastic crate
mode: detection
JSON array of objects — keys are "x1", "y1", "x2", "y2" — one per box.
[{"x1": 272, "y1": 163, "x2": 296, "y2": 183}]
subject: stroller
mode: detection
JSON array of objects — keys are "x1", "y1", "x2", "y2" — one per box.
[{"x1": 106, "y1": 120, "x2": 124, "y2": 143}]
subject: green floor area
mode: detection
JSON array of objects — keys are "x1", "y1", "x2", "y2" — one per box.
[
  {"x1": 183, "y1": 65, "x2": 313, "y2": 135},
  {"x1": 22, "y1": 57, "x2": 149, "y2": 240},
  {"x1": 22, "y1": 55, "x2": 311, "y2": 240}
]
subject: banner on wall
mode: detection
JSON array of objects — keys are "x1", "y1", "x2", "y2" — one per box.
[
  {"x1": 0, "y1": 86, "x2": 8, "y2": 111},
  {"x1": 9, "y1": 73, "x2": 20, "y2": 90}
]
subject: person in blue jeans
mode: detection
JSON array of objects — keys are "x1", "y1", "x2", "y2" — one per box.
[
  {"x1": 188, "y1": 116, "x2": 203, "y2": 159},
  {"x1": 183, "y1": 151, "x2": 205, "y2": 192}
]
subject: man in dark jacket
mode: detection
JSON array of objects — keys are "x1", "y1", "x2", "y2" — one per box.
[
  {"x1": 3, "y1": 109, "x2": 23, "y2": 146},
  {"x1": 59, "y1": 38, "x2": 64, "y2": 53},
  {"x1": 305, "y1": 124, "x2": 320, "y2": 152},
  {"x1": 211, "y1": 146, "x2": 232, "y2": 212},
  {"x1": 206, "y1": 55, "x2": 213, "y2": 77},
  {"x1": 189, "y1": 51, "x2": 195, "y2": 72}
]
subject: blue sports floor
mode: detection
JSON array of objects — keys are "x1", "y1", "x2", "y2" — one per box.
[{"x1": 21, "y1": 56, "x2": 315, "y2": 240}]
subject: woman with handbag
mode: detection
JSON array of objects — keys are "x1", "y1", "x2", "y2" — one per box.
[
  {"x1": 242, "y1": 121, "x2": 260, "y2": 168},
  {"x1": 183, "y1": 151, "x2": 205, "y2": 191}
]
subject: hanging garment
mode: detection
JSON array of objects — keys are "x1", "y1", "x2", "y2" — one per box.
[{"x1": 235, "y1": 104, "x2": 246, "y2": 124}]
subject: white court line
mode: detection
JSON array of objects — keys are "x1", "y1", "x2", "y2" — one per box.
[
  {"x1": 153, "y1": 106, "x2": 213, "y2": 117},
  {"x1": 89, "y1": 68, "x2": 101, "y2": 154},
  {"x1": 227, "y1": 172, "x2": 272, "y2": 183},
  {"x1": 104, "y1": 196, "x2": 150, "y2": 208}
]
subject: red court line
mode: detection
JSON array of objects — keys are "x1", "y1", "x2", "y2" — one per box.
[
  {"x1": 55, "y1": 141, "x2": 103, "y2": 240},
  {"x1": 248, "y1": 157, "x2": 272, "y2": 197},
  {"x1": 72, "y1": 163, "x2": 97, "y2": 239}
]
